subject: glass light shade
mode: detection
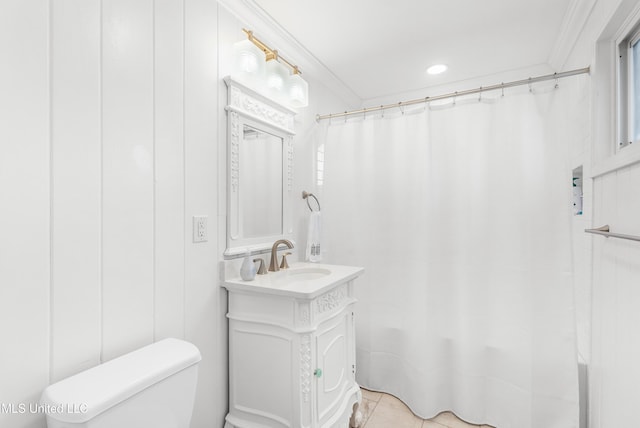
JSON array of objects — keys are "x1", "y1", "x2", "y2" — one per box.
[
  {"x1": 233, "y1": 39, "x2": 265, "y2": 84},
  {"x1": 265, "y1": 59, "x2": 290, "y2": 100},
  {"x1": 288, "y1": 73, "x2": 309, "y2": 108}
]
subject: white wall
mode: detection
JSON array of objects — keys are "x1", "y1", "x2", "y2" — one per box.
[
  {"x1": 0, "y1": 3, "x2": 50, "y2": 428},
  {"x1": 0, "y1": 0, "x2": 224, "y2": 427},
  {"x1": 0, "y1": 1, "x2": 351, "y2": 427},
  {"x1": 561, "y1": 0, "x2": 640, "y2": 427}
]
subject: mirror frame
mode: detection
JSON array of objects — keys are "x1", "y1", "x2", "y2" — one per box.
[{"x1": 224, "y1": 77, "x2": 296, "y2": 258}]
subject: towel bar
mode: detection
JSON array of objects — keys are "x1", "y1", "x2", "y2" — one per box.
[
  {"x1": 302, "y1": 191, "x2": 321, "y2": 212},
  {"x1": 585, "y1": 225, "x2": 640, "y2": 242}
]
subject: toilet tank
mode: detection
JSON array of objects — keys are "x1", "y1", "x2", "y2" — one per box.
[{"x1": 41, "y1": 338, "x2": 201, "y2": 428}]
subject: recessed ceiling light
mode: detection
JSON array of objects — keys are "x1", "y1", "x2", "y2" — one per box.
[{"x1": 426, "y1": 64, "x2": 447, "y2": 75}]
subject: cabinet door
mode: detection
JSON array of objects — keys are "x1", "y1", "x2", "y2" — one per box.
[{"x1": 315, "y1": 310, "x2": 355, "y2": 426}]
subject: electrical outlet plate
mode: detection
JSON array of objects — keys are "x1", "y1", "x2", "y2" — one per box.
[{"x1": 193, "y1": 215, "x2": 207, "y2": 242}]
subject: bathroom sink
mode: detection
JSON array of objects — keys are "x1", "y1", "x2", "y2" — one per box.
[
  {"x1": 223, "y1": 262, "x2": 364, "y2": 298},
  {"x1": 279, "y1": 267, "x2": 331, "y2": 281},
  {"x1": 270, "y1": 266, "x2": 332, "y2": 287}
]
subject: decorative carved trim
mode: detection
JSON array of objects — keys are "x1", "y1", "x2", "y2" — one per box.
[
  {"x1": 230, "y1": 111, "x2": 240, "y2": 193},
  {"x1": 286, "y1": 137, "x2": 294, "y2": 192},
  {"x1": 300, "y1": 335, "x2": 311, "y2": 403},
  {"x1": 299, "y1": 303, "x2": 310, "y2": 326},
  {"x1": 230, "y1": 86, "x2": 242, "y2": 111},
  {"x1": 315, "y1": 286, "x2": 347, "y2": 314},
  {"x1": 228, "y1": 83, "x2": 295, "y2": 133}
]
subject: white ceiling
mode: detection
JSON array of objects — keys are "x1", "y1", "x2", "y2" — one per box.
[{"x1": 250, "y1": 0, "x2": 575, "y2": 102}]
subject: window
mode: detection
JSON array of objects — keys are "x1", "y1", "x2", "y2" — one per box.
[
  {"x1": 617, "y1": 22, "x2": 640, "y2": 149},
  {"x1": 593, "y1": 0, "x2": 640, "y2": 175},
  {"x1": 316, "y1": 143, "x2": 325, "y2": 187}
]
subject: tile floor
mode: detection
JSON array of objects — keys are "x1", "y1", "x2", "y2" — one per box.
[{"x1": 359, "y1": 389, "x2": 494, "y2": 428}]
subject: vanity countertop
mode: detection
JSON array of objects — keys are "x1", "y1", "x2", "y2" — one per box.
[{"x1": 223, "y1": 262, "x2": 364, "y2": 299}]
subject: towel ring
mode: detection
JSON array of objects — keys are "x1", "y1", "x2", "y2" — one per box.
[{"x1": 302, "y1": 191, "x2": 321, "y2": 212}]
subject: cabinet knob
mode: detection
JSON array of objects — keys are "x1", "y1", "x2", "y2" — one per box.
[{"x1": 314, "y1": 368, "x2": 322, "y2": 378}]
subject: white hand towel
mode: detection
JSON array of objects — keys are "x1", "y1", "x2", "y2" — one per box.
[{"x1": 305, "y1": 211, "x2": 322, "y2": 262}]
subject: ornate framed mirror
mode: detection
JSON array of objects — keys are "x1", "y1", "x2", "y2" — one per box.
[{"x1": 224, "y1": 77, "x2": 296, "y2": 258}]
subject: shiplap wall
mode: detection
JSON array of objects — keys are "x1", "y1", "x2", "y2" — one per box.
[
  {"x1": 561, "y1": 0, "x2": 640, "y2": 426},
  {"x1": 590, "y1": 166, "x2": 640, "y2": 426},
  {"x1": 0, "y1": 2, "x2": 50, "y2": 427},
  {"x1": 0, "y1": 0, "x2": 225, "y2": 427}
]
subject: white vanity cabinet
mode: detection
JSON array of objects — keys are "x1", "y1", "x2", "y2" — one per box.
[{"x1": 223, "y1": 263, "x2": 364, "y2": 428}]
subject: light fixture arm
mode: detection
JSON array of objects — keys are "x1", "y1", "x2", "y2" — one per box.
[{"x1": 243, "y1": 28, "x2": 302, "y2": 75}]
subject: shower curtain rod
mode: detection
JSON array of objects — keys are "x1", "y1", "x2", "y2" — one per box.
[{"x1": 316, "y1": 66, "x2": 590, "y2": 121}]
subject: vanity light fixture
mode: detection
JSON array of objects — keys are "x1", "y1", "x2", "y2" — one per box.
[
  {"x1": 233, "y1": 38, "x2": 265, "y2": 86},
  {"x1": 288, "y1": 66, "x2": 309, "y2": 108},
  {"x1": 427, "y1": 64, "x2": 448, "y2": 75},
  {"x1": 232, "y1": 29, "x2": 309, "y2": 108},
  {"x1": 265, "y1": 50, "x2": 289, "y2": 97}
]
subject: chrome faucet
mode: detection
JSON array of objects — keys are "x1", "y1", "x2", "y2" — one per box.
[{"x1": 269, "y1": 239, "x2": 294, "y2": 272}]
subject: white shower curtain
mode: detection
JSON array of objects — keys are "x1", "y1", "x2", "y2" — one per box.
[{"x1": 319, "y1": 76, "x2": 587, "y2": 428}]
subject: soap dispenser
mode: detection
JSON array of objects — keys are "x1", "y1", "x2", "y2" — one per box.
[{"x1": 240, "y1": 249, "x2": 256, "y2": 281}]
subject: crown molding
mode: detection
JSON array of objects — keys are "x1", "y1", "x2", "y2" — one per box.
[
  {"x1": 548, "y1": 0, "x2": 598, "y2": 70},
  {"x1": 217, "y1": 0, "x2": 362, "y2": 108}
]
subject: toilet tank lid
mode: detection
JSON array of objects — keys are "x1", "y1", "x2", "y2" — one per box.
[{"x1": 40, "y1": 338, "x2": 201, "y2": 423}]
